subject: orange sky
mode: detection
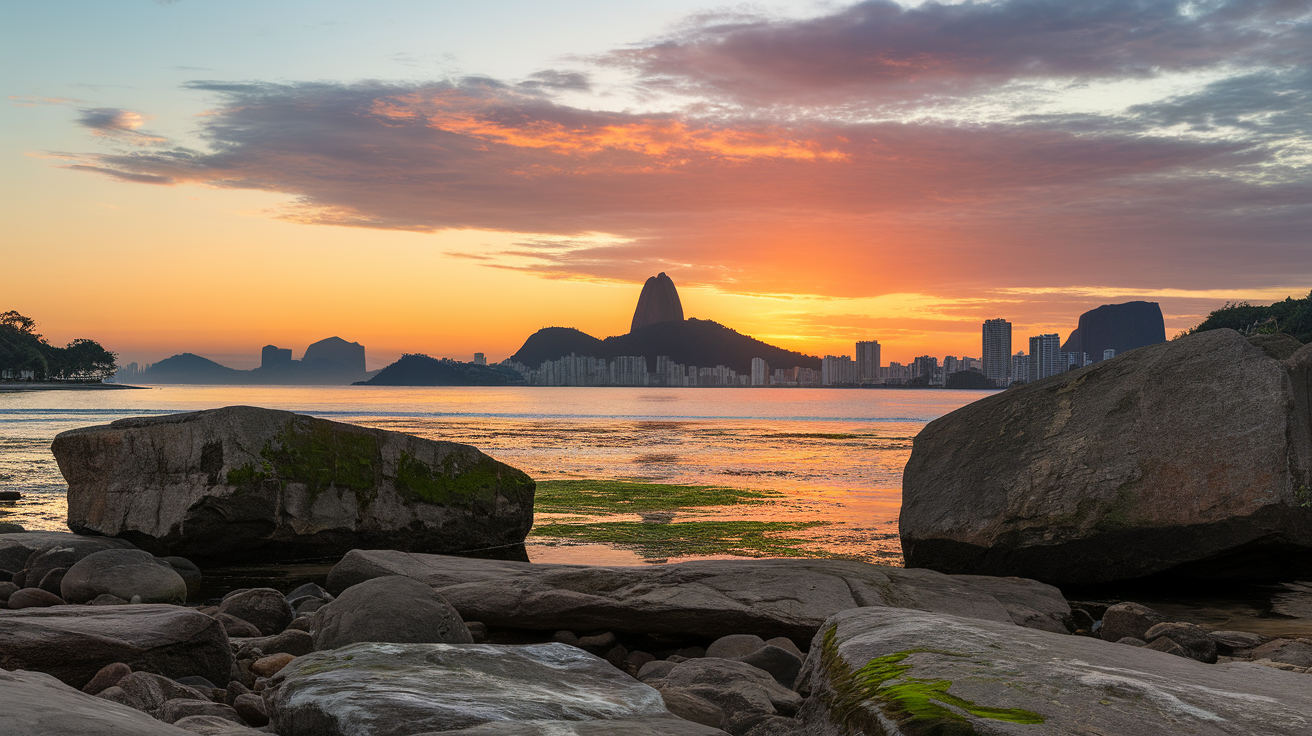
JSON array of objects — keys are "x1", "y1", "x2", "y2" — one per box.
[{"x1": 4, "y1": 1, "x2": 1309, "y2": 370}]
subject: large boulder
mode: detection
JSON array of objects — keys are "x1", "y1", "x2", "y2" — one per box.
[
  {"x1": 218, "y1": 588, "x2": 292, "y2": 637},
  {"x1": 798, "y1": 606, "x2": 1312, "y2": 736},
  {"x1": 264, "y1": 642, "x2": 685, "y2": 736},
  {"x1": 61, "y1": 549, "x2": 188, "y2": 605},
  {"x1": 326, "y1": 551, "x2": 1071, "y2": 643},
  {"x1": 0, "y1": 669, "x2": 198, "y2": 736},
  {"x1": 313, "y1": 575, "x2": 473, "y2": 650},
  {"x1": 0, "y1": 531, "x2": 136, "y2": 576},
  {"x1": 901, "y1": 330, "x2": 1312, "y2": 585},
  {"x1": 52, "y1": 406, "x2": 536, "y2": 562},
  {"x1": 0, "y1": 604, "x2": 232, "y2": 689}
]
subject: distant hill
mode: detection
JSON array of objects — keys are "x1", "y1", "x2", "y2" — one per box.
[
  {"x1": 511, "y1": 318, "x2": 820, "y2": 374},
  {"x1": 1061, "y1": 301, "x2": 1166, "y2": 362},
  {"x1": 141, "y1": 351, "x2": 376, "y2": 385},
  {"x1": 358, "y1": 354, "x2": 523, "y2": 386}
]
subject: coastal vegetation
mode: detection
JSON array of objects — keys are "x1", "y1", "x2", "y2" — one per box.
[
  {"x1": 533, "y1": 479, "x2": 782, "y2": 514},
  {"x1": 0, "y1": 311, "x2": 116, "y2": 381},
  {"x1": 529, "y1": 519, "x2": 830, "y2": 559},
  {"x1": 1185, "y1": 290, "x2": 1312, "y2": 343}
]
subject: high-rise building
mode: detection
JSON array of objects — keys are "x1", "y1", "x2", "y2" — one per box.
[
  {"x1": 855, "y1": 341, "x2": 881, "y2": 384},
  {"x1": 982, "y1": 319, "x2": 1012, "y2": 386},
  {"x1": 473, "y1": 352, "x2": 486, "y2": 366},
  {"x1": 822, "y1": 355, "x2": 858, "y2": 385},
  {"x1": 1103, "y1": 348, "x2": 1116, "y2": 361},
  {"x1": 751, "y1": 357, "x2": 769, "y2": 386},
  {"x1": 911, "y1": 355, "x2": 938, "y2": 379},
  {"x1": 1029, "y1": 334, "x2": 1062, "y2": 380},
  {"x1": 1011, "y1": 351, "x2": 1029, "y2": 383}
]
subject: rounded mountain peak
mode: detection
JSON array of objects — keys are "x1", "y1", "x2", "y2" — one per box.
[{"x1": 631, "y1": 273, "x2": 684, "y2": 333}]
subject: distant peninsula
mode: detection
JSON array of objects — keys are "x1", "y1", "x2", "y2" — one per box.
[
  {"x1": 115, "y1": 336, "x2": 378, "y2": 385},
  {"x1": 355, "y1": 354, "x2": 522, "y2": 386}
]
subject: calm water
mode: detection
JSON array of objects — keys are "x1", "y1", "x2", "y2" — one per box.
[{"x1": 0, "y1": 385, "x2": 987, "y2": 565}]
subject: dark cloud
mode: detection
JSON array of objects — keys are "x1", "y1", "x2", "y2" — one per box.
[
  {"x1": 518, "y1": 69, "x2": 592, "y2": 93},
  {"x1": 607, "y1": 0, "x2": 1312, "y2": 105}
]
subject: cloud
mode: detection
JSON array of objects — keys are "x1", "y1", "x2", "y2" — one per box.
[
  {"x1": 605, "y1": 0, "x2": 1312, "y2": 108},
  {"x1": 55, "y1": 1, "x2": 1312, "y2": 300},
  {"x1": 75, "y1": 107, "x2": 169, "y2": 145}
]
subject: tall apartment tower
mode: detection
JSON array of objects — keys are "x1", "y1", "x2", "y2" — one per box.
[
  {"x1": 982, "y1": 319, "x2": 1012, "y2": 385},
  {"x1": 855, "y1": 341, "x2": 881, "y2": 384},
  {"x1": 1029, "y1": 333, "x2": 1063, "y2": 381}
]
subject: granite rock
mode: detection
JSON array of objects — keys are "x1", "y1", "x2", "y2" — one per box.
[
  {"x1": 61, "y1": 549, "x2": 188, "y2": 605},
  {"x1": 0, "y1": 668, "x2": 196, "y2": 735},
  {"x1": 312, "y1": 575, "x2": 472, "y2": 650}
]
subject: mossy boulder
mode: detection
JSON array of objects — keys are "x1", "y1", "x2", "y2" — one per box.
[
  {"x1": 901, "y1": 329, "x2": 1312, "y2": 585},
  {"x1": 52, "y1": 406, "x2": 534, "y2": 562},
  {"x1": 799, "y1": 606, "x2": 1312, "y2": 736}
]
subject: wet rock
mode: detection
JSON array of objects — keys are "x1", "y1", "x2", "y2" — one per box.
[
  {"x1": 706, "y1": 635, "x2": 766, "y2": 660},
  {"x1": 1099, "y1": 602, "x2": 1166, "y2": 643},
  {"x1": 1, "y1": 532, "x2": 136, "y2": 586},
  {"x1": 731, "y1": 646, "x2": 802, "y2": 688},
  {"x1": 215, "y1": 612, "x2": 262, "y2": 638},
  {"x1": 100, "y1": 671, "x2": 211, "y2": 715},
  {"x1": 232, "y1": 692, "x2": 269, "y2": 726},
  {"x1": 235, "y1": 629, "x2": 314, "y2": 657},
  {"x1": 0, "y1": 668, "x2": 194, "y2": 735},
  {"x1": 1208, "y1": 629, "x2": 1268, "y2": 655},
  {"x1": 650, "y1": 658, "x2": 802, "y2": 734},
  {"x1": 0, "y1": 604, "x2": 233, "y2": 689},
  {"x1": 82, "y1": 662, "x2": 132, "y2": 695},
  {"x1": 658, "y1": 689, "x2": 728, "y2": 731},
  {"x1": 162, "y1": 557, "x2": 202, "y2": 600},
  {"x1": 326, "y1": 551, "x2": 1073, "y2": 643},
  {"x1": 1143, "y1": 622, "x2": 1218, "y2": 663},
  {"x1": 434, "y1": 719, "x2": 728, "y2": 735},
  {"x1": 801, "y1": 605, "x2": 1312, "y2": 736},
  {"x1": 901, "y1": 330, "x2": 1312, "y2": 585},
  {"x1": 265, "y1": 642, "x2": 680, "y2": 736},
  {"x1": 61, "y1": 549, "x2": 188, "y2": 605},
  {"x1": 313, "y1": 575, "x2": 471, "y2": 650},
  {"x1": 159, "y1": 698, "x2": 244, "y2": 724},
  {"x1": 1251, "y1": 639, "x2": 1312, "y2": 668},
  {"x1": 53, "y1": 406, "x2": 536, "y2": 562},
  {"x1": 252, "y1": 653, "x2": 296, "y2": 677},
  {"x1": 7, "y1": 587, "x2": 66, "y2": 608},
  {"x1": 218, "y1": 588, "x2": 291, "y2": 636},
  {"x1": 172, "y1": 714, "x2": 268, "y2": 735}
]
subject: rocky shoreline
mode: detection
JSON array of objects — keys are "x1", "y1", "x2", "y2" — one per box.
[{"x1": 3, "y1": 532, "x2": 1311, "y2": 735}]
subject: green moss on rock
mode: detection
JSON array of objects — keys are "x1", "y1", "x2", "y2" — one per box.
[
  {"x1": 225, "y1": 418, "x2": 380, "y2": 506},
  {"x1": 818, "y1": 626, "x2": 1044, "y2": 735},
  {"x1": 396, "y1": 450, "x2": 533, "y2": 508}
]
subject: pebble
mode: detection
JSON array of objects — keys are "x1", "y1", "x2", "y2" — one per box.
[{"x1": 251, "y1": 653, "x2": 296, "y2": 678}]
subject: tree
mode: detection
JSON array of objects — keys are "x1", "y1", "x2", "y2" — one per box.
[
  {"x1": 0, "y1": 311, "x2": 117, "y2": 381},
  {"x1": 1186, "y1": 290, "x2": 1312, "y2": 344}
]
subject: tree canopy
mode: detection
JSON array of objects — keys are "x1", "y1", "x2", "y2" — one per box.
[
  {"x1": 1186, "y1": 290, "x2": 1312, "y2": 345},
  {"x1": 0, "y1": 311, "x2": 117, "y2": 381}
]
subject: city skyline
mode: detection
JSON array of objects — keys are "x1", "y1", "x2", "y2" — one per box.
[{"x1": 4, "y1": 1, "x2": 1309, "y2": 369}]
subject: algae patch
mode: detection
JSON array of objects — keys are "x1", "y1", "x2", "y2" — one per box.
[
  {"x1": 534, "y1": 479, "x2": 780, "y2": 514},
  {"x1": 530, "y1": 520, "x2": 830, "y2": 559},
  {"x1": 819, "y1": 627, "x2": 1044, "y2": 735},
  {"x1": 225, "y1": 419, "x2": 380, "y2": 506}
]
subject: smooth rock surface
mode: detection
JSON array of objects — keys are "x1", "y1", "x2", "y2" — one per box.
[
  {"x1": 326, "y1": 551, "x2": 1072, "y2": 642},
  {"x1": 313, "y1": 574, "x2": 472, "y2": 650},
  {"x1": 61, "y1": 549, "x2": 188, "y2": 605},
  {"x1": 0, "y1": 668, "x2": 196, "y2": 735},
  {"x1": 0, "y1": 604, "x2": 233, "y2": 688},
  {"x1": 99, "y1": 672, "x2": 212, "y2": 716},
  {"x1": 646, "y1": 658, "x2": 802, "y2": 734},
  {"x1": 265, "y1": 642, "x2": 677, "y2": 736},
  {"x1": 53, "y1": 406, "x2": 536, "y2": 562},
  {"x1": 7, "y1": 587, "x2": 65, "y2": 608},
  {"x1": 218, "y1": 588, "x2": 292, "y2": 636},
  {"x1": 1100, "y1": 602, "x2": 1167, "y2": 643},
  {"x1": 0, "y1": 531, "x2": 136, "y2": 582},
  {"x1": 432, "y1": 720, "x2": 727, "y2": 735},
  {"x1": 172, "y1": 715, "x2": 267, "y2": 735},
  {"x1": 901, "y1": 330, "x2": 1312, "y2": 584},
  {"x1": 800, "y1": 605, "x2": 1312, "y2": 735}
]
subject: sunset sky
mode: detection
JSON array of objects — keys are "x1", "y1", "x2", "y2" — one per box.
[{"x1": 3, "y1": 0, "x2": 1310, "y2": 369}]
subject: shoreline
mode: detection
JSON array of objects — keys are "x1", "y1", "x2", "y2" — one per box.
[{"x1": 0, "y1": 382, "x2": 150, "y2": 394}]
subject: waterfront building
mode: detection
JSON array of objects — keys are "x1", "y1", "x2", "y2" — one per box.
[
  {"x1": 911, "y1": 355, "x2": 938, "y2": 380},
  {"x1": 855, "y1": 341, "x2": 881, "y2": 384},
  {"x1": 751, "y1": 357, "x2": 769, "y2": 386},
  {"x1": 473, "y1": 352, "x2": 486, "y2": 366},
  {"x1": 1011, "y1": 351, "x2": 1030, "y2": 383},
  {"x1": 982, "y1": 318, "x2": 1012, "y2": 386},
  {"x1": 1029, "y1": 334, "x2": 1062, "y2": 380},
  {"x1": 822, "y1": 355, "x2": 858, "y2": 385},
  {"x1": 1104, "y1": 348, "x2": 1116, "y2": 360}
]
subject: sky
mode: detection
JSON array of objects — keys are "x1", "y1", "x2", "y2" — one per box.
[{"x1": 3, "y1": 0, "x2": 1310, "y2": 369}]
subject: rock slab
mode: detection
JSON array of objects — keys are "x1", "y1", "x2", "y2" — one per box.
[
  {"x1": 799, "y1": 605, "x2": 1312, "y2": 736},
  {"x1": 265, "y1": 642, "x2": 676, "y2": 736},
  {"x1": 901, "y1": 330, "x2": 1312, "y2": 584},
  {"x1": 326, "y1": 551, "x2": 1072, "y2": 643},
  {"x1": 0, "y1": 604, "x2": 232, "y2": 689},
  {"x1": 52, "y1": 406, "x2": 536, "y2": 562},
  {"x1": 313, "y1": 574, "x2": 472, "y2": 650},
  {"x1": 0, "y1": 668, "x2": 196, "y2": 735}
]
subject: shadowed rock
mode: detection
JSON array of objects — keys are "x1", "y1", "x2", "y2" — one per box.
[
  {"x1": 52, "y1": 406, "x2": 535, "y2": 562},
  {"x1": 1060, "y1": 301, "x2": 1166, "y2": 362},
  {"x1": 326, "y1": 551, "x2": 1071, "y2": 643},
  {"x1": 0, "y1": 669, "x2": 198, "y2": 735},
  {"x1": 901, "y1": 329, "x2": 1312, "y2": 585}
]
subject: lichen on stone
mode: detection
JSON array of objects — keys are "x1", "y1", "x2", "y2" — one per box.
[
  {"x1": 818, "y1": 626, "x2": 1045, "y2": 735},
  {"x1": 395, "y1": 450, "x2": 534, "y2": 509},
  {"x1": 225, "y1": 418, "x2": 381, "y2": 507}
]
